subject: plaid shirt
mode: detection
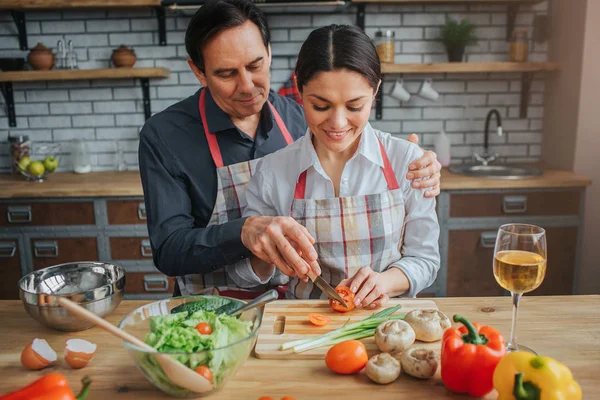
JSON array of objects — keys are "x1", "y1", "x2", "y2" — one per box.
[{"x1": 277, "y1": 72, "x2": 302, "y2": 105}]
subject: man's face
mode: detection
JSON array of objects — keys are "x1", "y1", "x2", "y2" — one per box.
[{"x1": 189, "y1": 20, "x2": 271, "y2": 120}]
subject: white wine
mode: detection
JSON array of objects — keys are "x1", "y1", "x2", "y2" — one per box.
[{"x1": 493, "y1": 250, "x2": 546, "y2": 294}]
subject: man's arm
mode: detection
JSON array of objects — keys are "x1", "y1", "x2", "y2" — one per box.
[{"x1": 138, "y1": 125, "x2": 251, "y2": 277}]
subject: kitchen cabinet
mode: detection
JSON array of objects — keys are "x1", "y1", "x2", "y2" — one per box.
[
  {"x1": 440, "y1": 188, "x2": 584, "y2": 298},
  {"x1": 0, "y1": 201, "x2": 95, "y2": 226},
  {"x1": 0, "y1": 239, "x2": 22, "y2": 300},
  {"x1": 125, "y1": 272, "x2": 176, "y2": 296},
  {"x1": 31, "y1": 237, "x2": 98, "y2": 270},
  {"x1": 107, "y1": 200, "x2": 146, "y2": 225},
  {"x1": 109, "y1": 237, "x2": 153, "y2": 260}
]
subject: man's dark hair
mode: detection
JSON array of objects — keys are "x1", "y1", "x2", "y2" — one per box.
[
  {"x1": 185, "y1": 0, "x2": 271, "y2": 72},
  {"x1": 295, "y1": 24, "x2": 381, "y2": 93}
]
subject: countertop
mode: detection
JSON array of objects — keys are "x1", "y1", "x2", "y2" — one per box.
[
  {"x1": 0, "y1": 165, "x2": 592, "y2": 199},
  {"x1": 0, "y1": 296, "x2": 598, "y2": 399}
]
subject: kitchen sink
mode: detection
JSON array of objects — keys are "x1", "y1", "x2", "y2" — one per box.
[{"x1": 449, "y1": 164, "x2": 543, "y2": 179}]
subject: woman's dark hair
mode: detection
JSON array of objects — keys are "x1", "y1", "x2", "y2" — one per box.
[
  {"x1": 185, "y1": 0, "x2": 270, "y2": 72},
  {"x1": 295, "y1": 24, "x2": 381, "y2": 93}
]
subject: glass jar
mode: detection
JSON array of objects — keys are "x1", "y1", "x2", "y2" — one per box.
[
  {"x1": 375, "y1": 29, "x2": 395, "y2": 64},
  {"x1": 73, "y1": 139, "x2": 91, "y2": 174},
  {"x1": 8, "y1": 134, "x2": 30, "y2": 175},
  {"x1": 510, "y1": 30, "x2": 529, "y2": 62}
]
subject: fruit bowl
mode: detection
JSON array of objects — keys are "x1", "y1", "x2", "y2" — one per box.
[{"x1": 16, "y1": 143, "x2": 61, "y2": 182}]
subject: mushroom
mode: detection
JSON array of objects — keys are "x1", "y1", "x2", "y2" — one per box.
[
  {"x1": 400, "y1": 347, "x2": 439, "y2": 379},
  {"x1": 404, "y1": 309, "x2": 451, "y2": 342},
  {"x1": 366, "y1": 353, "x2": 401, "y2": 384},
  {"x1": 374, "y1": 320, "x2": 416, "y2": 354}
]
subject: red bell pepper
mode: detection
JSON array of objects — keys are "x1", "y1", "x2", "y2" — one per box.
[
  {"x1": 441, "y1": 314, "x2": 506, "y2": 397},
  {"x1": 0, "y1": 373, "x2": 91, "y2": 400}
]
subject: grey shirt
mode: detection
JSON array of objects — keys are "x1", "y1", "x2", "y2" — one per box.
[{"x1": 138, "y1": 88, "x2": 306, "y2": 279}]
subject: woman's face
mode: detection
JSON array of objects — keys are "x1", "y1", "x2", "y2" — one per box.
[{"x1": 301, "y1": 69, "x2": 378, "y2": 156}]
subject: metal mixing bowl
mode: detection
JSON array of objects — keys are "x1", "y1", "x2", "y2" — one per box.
[{"x1": 19, "y1": 261, "x2": 126, "y2": 331}]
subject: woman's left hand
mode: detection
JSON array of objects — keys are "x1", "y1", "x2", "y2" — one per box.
[
  {"x1": 406, "y1": 133, "x2": 442, "y2": 198},
  {"x1": 338, "y1": 266, "x2": 389, "y2": 309}
]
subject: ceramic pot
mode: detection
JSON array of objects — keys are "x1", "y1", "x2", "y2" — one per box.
[
  {"x1": 111, "y1": 45, "x2": 137, "y2": 68},
  {"x1": 446, "y1": 45, "x2": 465, "y2": 63},
  {"x1": 27, "y1": 43, "x2": 55, "y2": 71}
]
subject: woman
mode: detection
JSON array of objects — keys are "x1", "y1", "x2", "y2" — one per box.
[{"x1": 227, "y1": 24, "x2": 440, "y2": 308}]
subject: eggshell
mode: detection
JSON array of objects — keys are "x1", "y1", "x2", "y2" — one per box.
[
  {"x1": 64, "y1": 338, "x2": 97, "y2": 369},
  {"x1": 21, "y1": 338, "x2": 57, "y2": 370}
]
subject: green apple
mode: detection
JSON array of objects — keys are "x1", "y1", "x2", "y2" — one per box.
[
  {"x1": 28, "y1": 161, "x2": 45, "y2": 177},
  {"x1": 18, "y1": 156, "x2": 32, "y2": 171},
  {"x1": 43, "y1": 156, "x2": 59, "y2": 172}
]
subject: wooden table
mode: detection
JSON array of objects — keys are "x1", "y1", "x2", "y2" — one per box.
[{"x1": 0, "y1": 296, "x2": 598, "y2": 399}]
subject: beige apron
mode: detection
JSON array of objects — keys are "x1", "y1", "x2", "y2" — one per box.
[
  {"x1": 288, "y1": 137, "x2": 406, "y2": 299},
  {"x1": 177, "y1": 88, "x2": 293, "y2": 299}
]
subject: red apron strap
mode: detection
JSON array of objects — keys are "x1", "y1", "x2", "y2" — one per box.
[
  {"x1": 199, "y1": 89, "x2": 224, "y2": 169},
  {"x1": 294, "y1": 170, "x2": 307, "y2": 199},
  {"x1": 378, "y1": 139, "x2": 400, "y2": 191},
  {"x1": 200, "y1": 90, "x2": 294, "y2": 169},
  {"x1": 268, "y1": 102, "x2": 294, "y2": 145},
  {"x1": 293, "y1": 138, "x2": 399, "y2": 200}
]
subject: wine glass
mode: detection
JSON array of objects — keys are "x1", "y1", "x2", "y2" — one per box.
[{"x1": 493, "y1": 223, "x2": 547, "y2": 354}]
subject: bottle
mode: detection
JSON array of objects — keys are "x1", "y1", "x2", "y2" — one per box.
[
  {"x1": 434, "y1": 130, "x2": 451, "y2": 167},
  {"x1": 374, "y1": 30, "x2": 395, "y2": 64},
  {"x1": 72, "y1": 140, "x2": 91, "y2": 174}
]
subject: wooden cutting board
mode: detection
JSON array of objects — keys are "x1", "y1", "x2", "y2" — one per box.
[{"x1": 255, "y1": 299, "x2": 440, "y2": 360}]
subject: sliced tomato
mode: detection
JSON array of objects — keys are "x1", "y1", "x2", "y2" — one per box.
[
  {"x1": 195, "y1": 322, "x2": 212, "y2": 335},
  {"x1": 329, "y1": 286, "x2": 356, "y2": 313},
  {"x1": 194, "y1": 365, "x2": 213, "y2": 381},
  {"x1": 281, "y1": 397, "x2": 297, "y2": 400},
  {"x1": 308, "y1": 313, "x2": 330, "y2": 326}
]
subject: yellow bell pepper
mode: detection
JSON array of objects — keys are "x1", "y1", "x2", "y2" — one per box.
[{"x1": 493, "y1": 351, "x2": 582, "y2": 400}]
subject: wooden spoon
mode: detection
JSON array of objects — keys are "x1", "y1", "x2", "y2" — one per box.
[{"x1": 56, "y1": 297, "x2": 213, "y2": 394}]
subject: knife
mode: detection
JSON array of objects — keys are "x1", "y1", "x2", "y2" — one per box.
[{"x1": 307, "y1": 272, "x2": 349, "y2": 309}]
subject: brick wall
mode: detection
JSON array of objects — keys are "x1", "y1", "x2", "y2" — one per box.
[{"x1": 0, "y1": 1, "x2": 548, "y2": 172}]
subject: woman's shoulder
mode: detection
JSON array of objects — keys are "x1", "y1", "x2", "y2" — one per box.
[{"x1": 254, "y1": 133, "x2": 306, "y2": 177}]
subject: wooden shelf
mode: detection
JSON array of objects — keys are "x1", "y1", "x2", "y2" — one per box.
[
  {"x1": 381, "y1": 62, "x2": 559, "y2": 74},
  {"x1": 0, "y1": 68, "x2": 170, "y2": 83},
  {"x1": 0, "y1": 68, "x2": 170, "y2": 128},
  {"x1": 0, "y1": 0, "x2": 160, "y2": 8},
  {"x1": 374, "y1": 61, "x2": 558, "y2": 120}
]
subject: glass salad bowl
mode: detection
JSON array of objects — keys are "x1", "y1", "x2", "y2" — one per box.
[
  {"x1": 118, "y1": 295, "x2": 262, "y2": 398},
  {"x1": 16, "y1": 143, "x2": 62, "y2": 182}
]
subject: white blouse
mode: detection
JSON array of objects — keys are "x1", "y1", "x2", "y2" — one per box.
[{"x1": 227, "y1": 123, "x2": 440, "y2": 297}]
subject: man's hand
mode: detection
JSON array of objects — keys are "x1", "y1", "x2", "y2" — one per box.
[
  {"x1": 241, "y1": 216, "x2": 320, "y2": 280},
  {"x1": 406, "y1": 133, "x2": 442, "y2": 198}
]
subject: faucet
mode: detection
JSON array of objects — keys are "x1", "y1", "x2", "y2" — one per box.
[{"x1": 474, "y1": 109, "x2": 503, "y2": 166}]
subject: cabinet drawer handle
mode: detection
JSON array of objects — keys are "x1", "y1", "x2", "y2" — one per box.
[
  {"x1": 137, "y1": 203, "x2": 147, "y2": 220},
  {"x1": 143, "y1": 275, "x2": 169, "y2": 292},
  {"x1": 34, "y1": 241, "x2": 59, "y2": 258},
  {"x1": 140, "y1": 239, "x2": 153, "y2": 257},
  {"x1": 0, "y1": 242, "x2": 17, "y2": 257},
  {"x1": 7, "y1": 206, "x2": 32, "y2": 224},
  {"x1": 480, "y1": 232, "x2": 497, "y2": 248},
  {"x1": 502, "y1": 195, "x2": 527, "y2": 214}
]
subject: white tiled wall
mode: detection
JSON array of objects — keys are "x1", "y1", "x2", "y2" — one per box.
[{"x1": 0, "y1": 1, "x2": 549, "y2": 172}]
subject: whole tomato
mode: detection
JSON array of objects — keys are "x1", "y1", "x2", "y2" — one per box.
[
  {"x1": 325, "y1": 340, "x2": 368, "y2": 374},
  {"x1": 329, "y1": 286, "x2": 356, "y2": 313}
]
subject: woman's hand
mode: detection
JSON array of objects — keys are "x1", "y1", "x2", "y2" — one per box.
[
  {"x1": 338, "y1": 266, "x2": 389, "y2": 309},
  {"x1": 406, "y1": 133, "x2": 442, "y2": 198}
]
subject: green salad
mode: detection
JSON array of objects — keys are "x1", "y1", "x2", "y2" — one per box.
[{"x1": 137, "y1": 299, "x2": 255, "y2": 396}]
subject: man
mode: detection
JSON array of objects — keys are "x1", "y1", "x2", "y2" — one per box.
[{"x1": 138, "y1": 0, "x2": 442, "y2": 298}]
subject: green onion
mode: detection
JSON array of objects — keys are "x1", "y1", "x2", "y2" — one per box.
[{"x1": 280, "y1": 305, "x2": 405, "y2": 353}]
